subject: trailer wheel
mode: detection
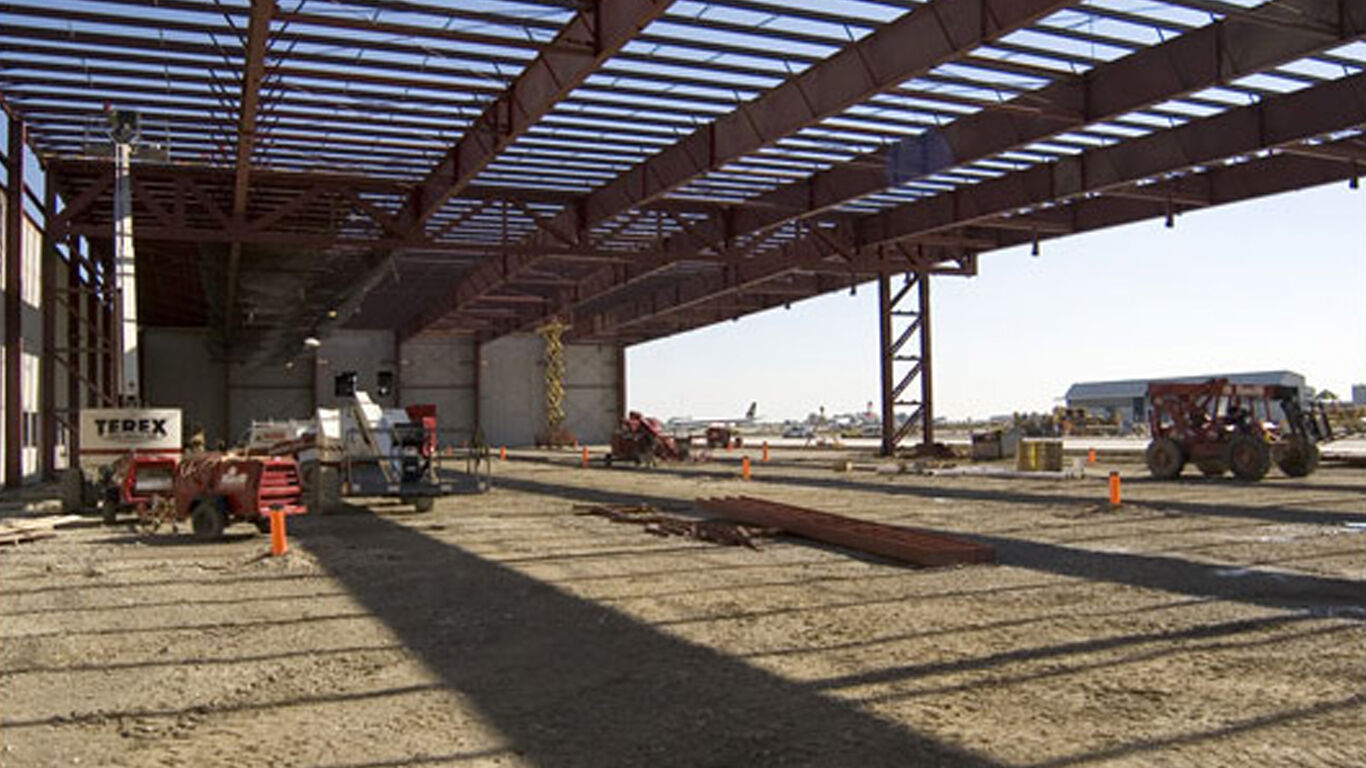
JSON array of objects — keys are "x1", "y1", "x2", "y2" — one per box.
[
  {"x1": 1145, "y1": 438, "x2": 1185, "y2": 479},
  {"x1": 101, "y1": 486, "x2": 121, "y2": 525},
  {"x1": 1195, "y1": 460, "x2": 1226, "y2": 477},
  {"x1": 191, "y1": 500, "x2": 227, "y2": 541},
  {"x1": 1225, "y1": 435, "x2": 1271, "y2": 481},
  {"x1": 1274, "y1": 436, "x2": 1319, "y2": 478},
  {"x1": 412, "y1": 496, "x2": 435, "y2": 513}
]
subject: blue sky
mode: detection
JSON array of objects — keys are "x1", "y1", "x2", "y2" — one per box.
[{"x1": 626, "y1": 180, "x2": 1366, "y2": 421}]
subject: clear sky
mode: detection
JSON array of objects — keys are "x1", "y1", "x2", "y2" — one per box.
[{"x1": 626, "y1": 181, "x2": 1366, "y2": 422}]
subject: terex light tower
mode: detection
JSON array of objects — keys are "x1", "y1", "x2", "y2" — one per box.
[{"x1": 107, "y1": 107, "x2": 140, "y2": 405}]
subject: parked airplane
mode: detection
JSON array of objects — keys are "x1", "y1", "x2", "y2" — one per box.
[{"x1": 665, "y1": 402, "x2": 758, "y2": 433}]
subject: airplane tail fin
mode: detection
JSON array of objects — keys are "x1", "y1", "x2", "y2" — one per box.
[{"x1": 746, "y1": 402, "x2": 757, "y2": 420}]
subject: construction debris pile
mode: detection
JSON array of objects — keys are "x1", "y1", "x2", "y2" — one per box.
[
  {"x1": 0, "y1": 515, "x2": 86, "y2": 546},
  {"x1": 574, "y1": 504, "x2": 778, "y2": 550}
]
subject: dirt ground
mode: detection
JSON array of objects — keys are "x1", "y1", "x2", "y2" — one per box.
[{"x1": 2, "y1": 449, "x2": 1363, "y2": 767}]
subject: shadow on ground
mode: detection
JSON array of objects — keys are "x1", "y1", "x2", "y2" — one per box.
[
  {"x1": 491, "y1": 475, "x2": 1366, "y2": 616},
  {"x1": 292, "y1": 512, "x2": 1003, "y2": 768},
  {"x1": 508, "y1": 456, "x2": 1365, "y2": 527}
]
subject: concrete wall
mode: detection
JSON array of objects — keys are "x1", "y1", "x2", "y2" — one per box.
[
  {"x1": 143, "y1": 328, "x2": 227, "y2": 446},
  {"x1": 479, "y1": 335, "x2": 542, "y2": 447},
  {"x1": 399, "y1": 334, "x2": 476, "y2": 447},
  {"x1": 314, "y1": 329, "x2": 397, "y2": 411},
  {"x1": 139, "y1": 329, "x2": 621, "y2": 450},
  {"x1": 479, "y1": 334, "x2": 620, "y2": 446},
  {"x1": 564, "y1": 343, "x2": 619, "y2": 445},
  {"x1": 227, "y1": 355, "x2": 313, "y2": 445}
]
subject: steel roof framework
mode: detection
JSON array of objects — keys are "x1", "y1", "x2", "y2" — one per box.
[{"x1": 2, "y1": 0, "x2": 1363, "y2": 357}]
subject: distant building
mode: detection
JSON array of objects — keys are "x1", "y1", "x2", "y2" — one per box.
[
  {"x1": 1065, "y1": 371, "x2": 1307, "y2": 427},
  {"x1": 1354, "y1": 384, "x2": 1366, "y2": 406}
]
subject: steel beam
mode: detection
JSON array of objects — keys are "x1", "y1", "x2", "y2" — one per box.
[
  {"x1": 400, "y1": 0, "x2": 1075, "y2": 338},
  {"x1": 41, "y1": 177, "x2": 57, "y2": 479},
  {"x1": 855, "y1": 70, "x2": 1366, "y2": 249},
  {"x1": 225, "y1": 0, "x2": 276, "y2": 333},
  {"x1": 580, "y1": 137, "x2": 1360, "y2": 342},
  {"x1": 5, "y1": 113, "x2": 23, "y2": 487},
  {"x1": 580, "y1": 68, "x2": 1366, "y2": 338},
  {"x1": 565, "y1": 0, "x2": 1366, "y2": 321},
  {"x1": 403, "y1": 0, "x2": 674, "y2": 231}
]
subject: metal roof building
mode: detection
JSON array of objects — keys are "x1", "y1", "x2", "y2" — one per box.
[{"x1": 1066, "y1": 370, "x2": 1307, "y2": 423}]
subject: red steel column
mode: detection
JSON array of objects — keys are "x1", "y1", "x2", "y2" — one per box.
[
  {"x1": 616, "y1": 343, "x2": 626, "y2": 421},
  {"x1": 5, "y1": 114, "x2": 24, "y2": 488},
  {"x1": 919, "y1": 272, "x2": 934, "y2": 448},
  {"x1": 67, "y1": 233, "x2": 81, "y2": 457},
  {"x1": 471, "y1": 338, "x2": 482, "y2": 442},
  {"x1": 40, "y1": 173, "x2": 57, "y2": 479},
  {"x1": 877, "y1": 274, "x2": 896, "y2": 457}
]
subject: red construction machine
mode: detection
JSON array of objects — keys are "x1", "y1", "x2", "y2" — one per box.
[
  {"x1": 104, "y1": 452, "x2": 306, "y2": 539},
  {"x1": 174, "y1": 454, "x2": 306, "y2": 539},
  {"x1": 606, "y1": 411, "x2": 691, "y2": 466},
  {"x1": 1145, "y1": 378, "x2": 1331, "y2": 481}
]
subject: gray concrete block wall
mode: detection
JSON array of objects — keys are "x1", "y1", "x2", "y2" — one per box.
[
  {"x1": 479, "y1": 334, "x2": 620, "y2": 447},
  {"x1": 227, "y1": 354, "x2": 313, "y2": 445},
  {"x1": 315, "y1": 329, "x2": 397, "y2": 410},
  {"x1": 479, "y1": 335, "x2": 542, "y2": 447},
  {"x1": 564, "y1": 343, "x2": 619, "y2": 445},
  {"x1": 139, "y1": 328, "x2": 621, "y2": 450},
  {"x1": 399, "y1": 334, "x2": 476, "y2": 447},
  {"x1": 143, "y1": 328, "x2": 228, "y2": 446}
]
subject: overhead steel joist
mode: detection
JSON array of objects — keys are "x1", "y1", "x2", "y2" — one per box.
[
  {"x1": 1, "y1": 0, "x2": 1362, "y2": 362},
  {"x1": 397, "y1": 0, "x2": 1080, "y2": 338},
  {"x1": 561, "y1": 0, "x2": 1366, "y2": 336}
]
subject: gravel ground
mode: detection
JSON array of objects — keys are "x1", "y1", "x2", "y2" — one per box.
[{"x1": 2, "y1": 449, "x2": 1363, "y2": 767}]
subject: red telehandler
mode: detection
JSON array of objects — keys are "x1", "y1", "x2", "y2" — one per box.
[{"x1": 1144, "y1": 378, "x2": 1332, "y2": 481}]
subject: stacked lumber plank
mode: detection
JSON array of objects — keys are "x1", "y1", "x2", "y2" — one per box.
[{"x1": 0, "y1": 515, "x2": 86, "y2": 546}]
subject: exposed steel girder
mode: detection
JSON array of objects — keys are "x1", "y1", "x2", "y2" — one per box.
[
  {"x1": 854, "y1": 69, "x2": 1366, "y2": 249},
  {"x1": 580, "y1": 237, "x2": 976, "y2": 338},
  {"x1": 226, "y1": 0, "x2": 276, "y2": 332},
  {"x1": 402, "y1": 0, "x2": 675, "y2": 231},
  {"x1": 589, "y1": 142, "x2": 1361, "y2": 344},
  {"x1": 399, "y1": 0, "x2": 1076, "y2": 340},
  {"x1": 561, "y1": 0, "x2": 1366, "y2": 321}
]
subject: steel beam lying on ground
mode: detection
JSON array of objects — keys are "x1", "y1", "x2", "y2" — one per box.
[{"x1": 695, "y1": 496, "x2": 994, "y2": 567}]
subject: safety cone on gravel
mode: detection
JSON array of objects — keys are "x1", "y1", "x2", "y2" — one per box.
[
  {"x1": 269, "y1": 509, "x2": 289, "y2": 557},
  {"x1": 762, "y1": 441, "x2": 769, "y2": 463},
  {"x1": 1088, "y1": 448, "x2": 1097, "y2": 464},
  {"x1": 1108, "y1": 471, "x2": 1122, "y2": 506},
  {"x1": 581, "y1": 446, "x2": 589, "y2": 468},
  {"x1": 499, "y1": 446, "x2": 507, "y2": 461},
  {"x1": 741, "y1": 456, "x2": 751, "y2": 482}
]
